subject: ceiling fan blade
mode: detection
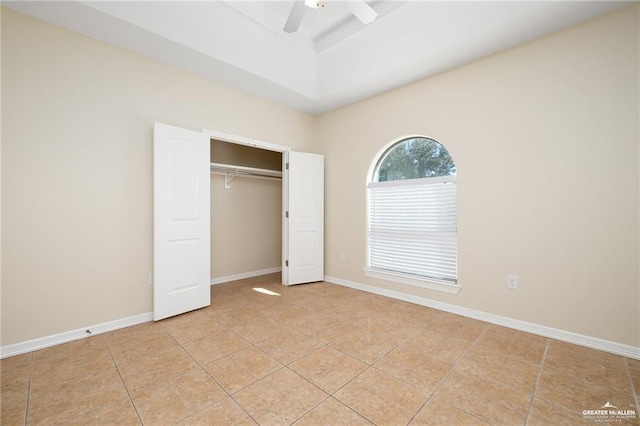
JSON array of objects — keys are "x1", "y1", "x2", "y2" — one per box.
[
  {"x1": 284, "y1": 0, "x2": 307, "y2": 33},
  {"x1": 346, "y1": 0, "x2": 377, "y2": 25}
]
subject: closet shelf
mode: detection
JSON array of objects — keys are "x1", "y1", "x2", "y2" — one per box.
[{"x1": 210, "y1": 162, "x2": 282, "y2": 189}]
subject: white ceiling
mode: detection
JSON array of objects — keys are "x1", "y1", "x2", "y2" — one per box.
[{"x1": 4, "y1": 1, "x2": 632, "y2": 115}]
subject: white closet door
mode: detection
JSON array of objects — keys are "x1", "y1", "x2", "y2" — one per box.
[
  {"x1": 153, "y1": 122, "x2": 210, "y2": 320},
  {"x1": 285, "y1": 151, "x2": 324, "y2": 285}
]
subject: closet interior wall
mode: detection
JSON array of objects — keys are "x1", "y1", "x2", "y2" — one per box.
[{"x1": 210, "y1": 139, "x2": 283, "y2": 281}]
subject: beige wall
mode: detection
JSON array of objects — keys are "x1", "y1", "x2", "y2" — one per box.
[
  {"x1": 210, "y1": 141, "x2": 283, "y2": 279},
  {"x1": 210, "y1": 175, "x2": 282, "y2": 279},
  {"x1": 318, "y1": 6, "x2": 639, "y2": 347},
  {"x1": 211, "y1": 139, "x2": 282, "y2": 171},
  {"x1": 1, "y1": 9, "x2": 314, "y2": 345},
  {"x1": 2, "y1": 6, "x2": 639, "y2": 349}
]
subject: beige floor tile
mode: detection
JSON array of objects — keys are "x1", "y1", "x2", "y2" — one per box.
[
  {"x1": 526, "y1": 397, "x2": 597, "y2": 426},
  {"x1": 16, "y1": 276, "x2": 634, "y2": 426},
  {"x1": 182, "y1": 328, "x2": 252, "y2": 364},
  {"x1": 210, "y1": 305, "x2": 269, "y2": 328},
  {"x1": 627, "y1": 358, "x2": 640, "y2": 371},
  {"x1": 229, "y1": 316, "x2": 292, "y2": 344},
  {"x1": 160, "y1": 310, "x2": 228, "y2": 343},
  {"x1": 456, "y1": 345, "x2": 540, "y2": 394},
  {"x1": 434, "y1": 369, "x2": 531, "y2": 425},
  {"x1": 330, "y1": 330, "x2": 397, "y2": 364},
  {"x1": 544, "y1": 340, "x2": 631, "y2": 391},
  {"x1": 356, "y1": 316, "x2": 421, "y2": 345},
  {"x1": 205, "y1": 346, "x2": 283, "y2": 394},
  {"x1": 31, "y1": 336, "x2": 115, "y2": 382},
  {"x1": 544, "y1": 360, "x2": 632, "y2": 394},
  {"x1": 1, "y1": 362, "x2": 31, "y2": 403},
  {"x1": 425, "y1": 314, "x2": 488, "y2": 343},
  {"x1": 290, "y1": 294, "x2": 340, "y2": 313},
  {"x1": 340, "y1": 303, "x2": 383, "y2": 325},
  {"x1": 0, "y1": 352, "x2": 31, "y2": 373},
  {"x1": 474, "y1": 326, "x2": 547, "y2": 364},
  {"x1": 334, "y1": 367, "x2": 428, "y2": 425},
  {"x1": 410, "y1": 398, "x2": 490, "y2": 425},
  {"x1": 548, "y1": 340, "x2": 627, "y2": 366},
  {"x1": 630, "y1": 367, "x2": 640, "y2": 394},
  {"x1": 289, "y1": 346, "x2": 368, "y2": 394},
  {"x1": 130, "y1": 367, "x2": 226, "y2": 425},
  {"x1": 31, "y1": 335, "x2": 106, "y2": 362},
  {"x1": 334, "y1": 299, "x2": 365, "y2": 313},
  {"x1": 536, "y1": 367, "x2": 636, "y2": 414},
  {"x1": 263, "y1": 304, "x2": 318, "y2": 329},
  {"x1": 255, "y1": 298, "x2": 297, "y2": 316},
  {"x1": 0, "y1": 355, "x2": 31, "y2": 408},
  {"x1": 200, "y1": 299, "x2": 245, "y2": 318},
  {"x1": 117, "y1": 344, "x2": 198, "y2": 390},
  {"x1": 226, "y1": 287, "x2": 279, "y2": 306},
  {"x1": 294, "y1": 397, "x2": 374, "y2": 425},
  {"x1": 233, "y1": 368, "x2": 328, "y2": 425},
  {"x1": 374, "y1": 344, "x2": 454, "y2": 394},
  {"x1": 404, "y1": 328, "x2": 473, "y2": 364},
  {"x1": 57, "y1": 397, "x2": 141, "y2": 425},
  {"x1": 1, "y1": 399, "x2": 27, "y2": 425},
  {"x1": 257, "y1": 329, "x2": 324, "y2": 364},
  {"x1": 28, "y1": 366, "x2": 127, "y2": 425},
  {"x1": 104, "y1": 322, "x2": 176, "y2": 364},
  {"x1": 294, "y1": 314, "x2": 359, "y2": 343},
  {"x1": 388, "y1": 303, "x2": 443, "y2": 328},
  {"x1": 176, "y1": 397, "x2": 257, "y2": 425}
]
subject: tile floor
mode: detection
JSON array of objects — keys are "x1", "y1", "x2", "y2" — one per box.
[{"x1": 2, "y1": 273, "x2": 639, "y2": 425}]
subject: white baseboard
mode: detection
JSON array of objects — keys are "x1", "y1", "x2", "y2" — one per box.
[
  {"x1": 6, "y1": 273, "x2": 635, "y2": 361},
  {"x1": 1, "y1": 268, "x2": 282, "y2": 359},
  {"x1": 324, "y1": 275, "x2": 640, "y2": 360},
  {"x1": 1, "y1": 312, "x2": 153, "y2": 359},
  {"x1": 210, "y1": 267, "x2": 282, "y2": 285}
]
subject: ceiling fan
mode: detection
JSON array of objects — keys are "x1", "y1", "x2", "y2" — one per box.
[{"x1": 283, "y1": 0, "x2": 378, "y2": 33}]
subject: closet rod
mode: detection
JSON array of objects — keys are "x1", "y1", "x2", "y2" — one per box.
[{"x1": 210, "y1": 162, "x2": 282, "y2": 179}]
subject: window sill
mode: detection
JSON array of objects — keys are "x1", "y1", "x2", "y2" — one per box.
[{"x1": 363, "y1": 268, "x2": 461, "y2": 294}]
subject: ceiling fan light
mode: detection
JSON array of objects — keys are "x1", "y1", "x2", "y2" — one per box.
[
  {"x1": 304, "y1": 0, "x2": 318, "y2": 9},
  {"x1": 347, "y1": 1, "x2": 377, "y2": 25}
]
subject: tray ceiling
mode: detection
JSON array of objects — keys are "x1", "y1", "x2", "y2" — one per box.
[{"x1": 4, "y1": 1, "x2": 632, "y2": 114}]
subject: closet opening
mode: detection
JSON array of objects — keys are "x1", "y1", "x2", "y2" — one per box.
[{"x1": 209, "y1": 139, "x2": 284, "y2": 285}]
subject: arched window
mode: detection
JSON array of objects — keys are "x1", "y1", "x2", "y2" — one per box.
[{"x1": 365, "y1": 136, "x2": 459, "y2": 294}]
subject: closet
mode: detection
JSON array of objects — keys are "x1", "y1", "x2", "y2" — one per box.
[
  {"x1": 209, "y1": 140, "x2": 283, "y2": 284},
  {"x1": 153, "y1": 122, "x2": 323, "y2": 321}
]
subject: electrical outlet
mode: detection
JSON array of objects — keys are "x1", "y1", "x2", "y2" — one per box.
[
  {"x1": 507, "y1": 275, "x2": 518, "y2": 289},
  {"x1": 339, "y1": 251, "x2": 346, "y2": 261}
]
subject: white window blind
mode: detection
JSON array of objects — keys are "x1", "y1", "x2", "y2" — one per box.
[{"x1": 367, "y1": 175, "x2": 457, "y2": 284}]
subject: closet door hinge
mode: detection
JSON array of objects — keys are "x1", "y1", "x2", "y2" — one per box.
[
  {"x1": 285, "y1": 211, "x2": 289, "y2": 218},
  {"x1": 286, "y1": 163, "x2": 289, "y2": 170},
  {"x1": 285, "y1": 260, "x2": 289, "y2": 267}
]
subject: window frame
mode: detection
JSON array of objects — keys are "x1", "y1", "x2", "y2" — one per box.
[{"x1": 364, "y1": 136, "x2": 460, "y2": 294}]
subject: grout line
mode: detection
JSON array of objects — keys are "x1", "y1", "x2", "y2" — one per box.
[
  {"x1": 103, "y1": 335, "x2": 144, "y2": 426},
  {"x1": 624, "y1": 358, "x2": 640, "y2": 414},
  {"x1": 405, "y1": 325, "x2": 491, "y2": 425},
  {"x1": 165, "y1": 306, "x2": 313, "y2": 424},
  {"x1": 15, "y1": 274, "x2": 635, "y2": 425},
  {"x1": 284, "y1": 366, "x2": 332, "y2": 424},
  {"x1": 167, "y1": 330, "x2": 239, "y2": 421},
  {"x1": 193, "y1": 324, "x2": 263, "y2": 425},
  {"x1": 23, "y1": 351, "x2": 34, "y2": 426},
  {"x1": 250, "y1": 286, "x2": 384, "y2": 424},
  {"x1": 523, "y1": 338, "x2": 550, "y2": 425},
  {"x1": 114, "y1": 320, "x2": 235, "y2": 424}
]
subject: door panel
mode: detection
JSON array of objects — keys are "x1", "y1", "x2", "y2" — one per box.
[
  {"x1": 154, "y1": 122, "x2": 210, "y2": 320},
  {"x1": 285, "y1": 151, "x2": 324, "y2": 285}
]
